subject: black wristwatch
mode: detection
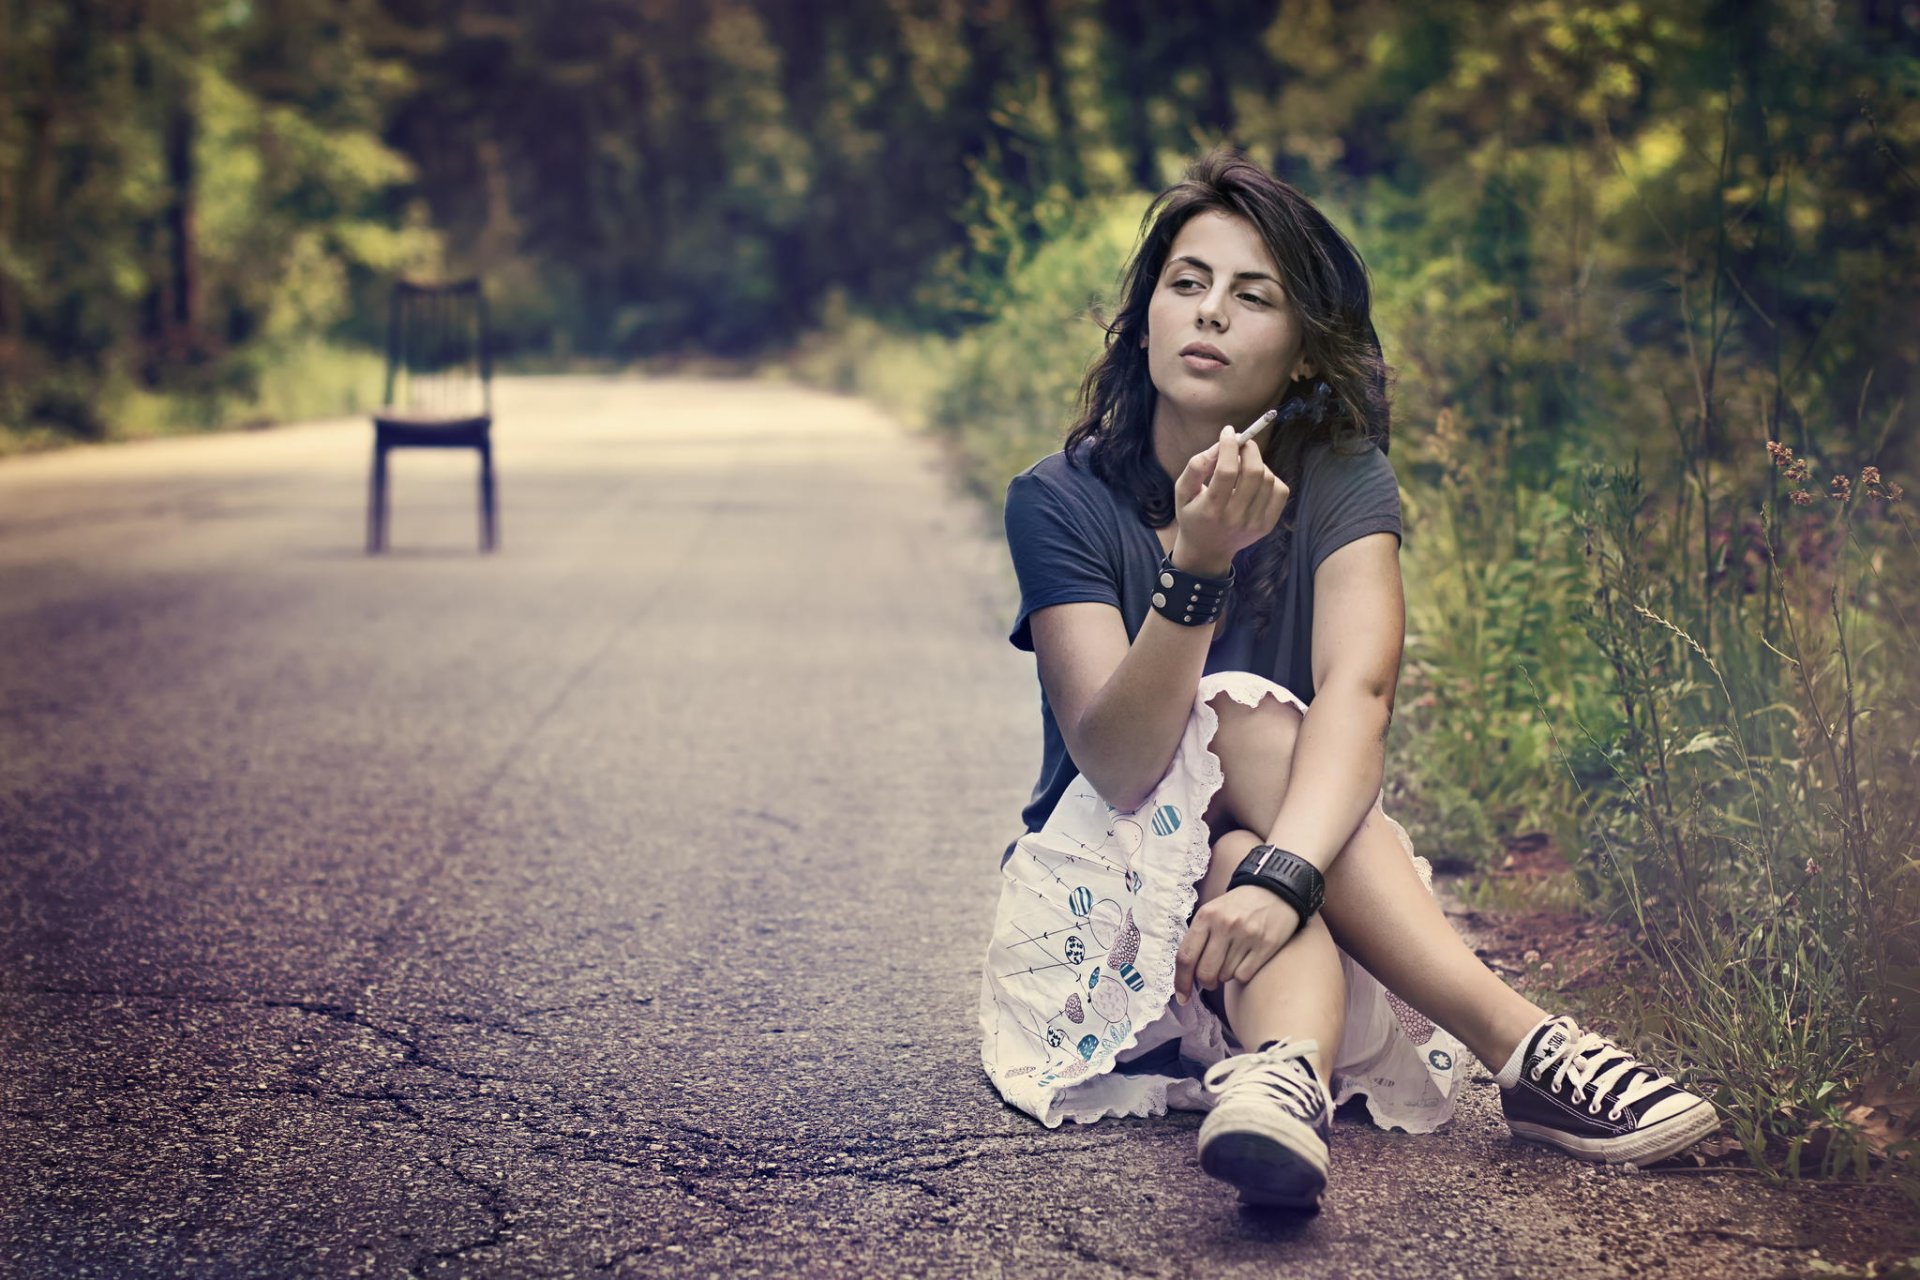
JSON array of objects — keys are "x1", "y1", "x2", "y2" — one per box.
[{"x1": 1228, "y1": 844, "x2": 1325, "y2": 923}]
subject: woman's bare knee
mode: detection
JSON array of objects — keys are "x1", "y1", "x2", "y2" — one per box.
[{"x1": 1203, "y1": 691, "x2": 1304, "y2": 833}]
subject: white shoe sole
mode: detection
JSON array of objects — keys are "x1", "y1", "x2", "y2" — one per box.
[
  {"x1": 1508, "y1": 1099, "x2": 1719, "y2": 1165},
  {"x1": 1198, "y1": 1102, "x2": 1330, "y2": 1209}
]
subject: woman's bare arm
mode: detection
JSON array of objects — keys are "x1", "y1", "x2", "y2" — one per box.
[
  {"x1": 1030, "y1": 599, "x2": 1218, "y2": 812},
  {"x1": 1257, "y1": 531, "x2": 1405, "y2": 872},
  {"x1": 1029, "y1": 426, "x2": 1290, "y2": 812}
]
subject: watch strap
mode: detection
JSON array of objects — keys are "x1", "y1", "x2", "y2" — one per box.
[{"x1": 1228, "y1": 844, "x2": 1325, "y2": 921}]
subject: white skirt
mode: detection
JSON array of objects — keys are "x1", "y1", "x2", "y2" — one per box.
[{"x1": 978, "y1": 670, "x2": 1466, "y2": 1132}]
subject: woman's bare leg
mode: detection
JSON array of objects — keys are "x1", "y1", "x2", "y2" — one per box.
[
  {"x1": 1195, "y1": 828, "x2": 1346, "y2": 1084},
  {"x1": 1200, "y1": 690, "x2": 1547, "y2": 1072},
  {"x1": 1315, "y1": 807, "x2": 1546, "y2": 1070}
]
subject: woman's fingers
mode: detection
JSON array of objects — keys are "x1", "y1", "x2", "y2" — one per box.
[
  {"x1": 1222, "y1": 439, "x2": 1273, "y2": 526},
  {"x1": 1191, "y1": 896, "x2": 1302, "y2": 991},
  {"x1": 1175, "y1": 441, "x2": 1223, "y2": 507},
  {"x1": 1259, "y1": 471, "x2": 1290, "y2": 529},
  {"x1": 1227, "y1": 441, "x2": 1263, "y2": 520},
  {"x1": 1174, "y1": 917, "x2": 1208, "y2": 1002},
  {"x1": 1207, "y1": 425, "x2": 1241, "y2": 499},
  {"x1": 1194, "y1": 928, "x2": 1235, "y2": 992},
  {"x1": 1232, "y1": 931, "x2": 1283, "y2": 984},
  {"x1": 1219, "y1": 935, "x2": 1255, "y2": 988},
  {"x1": 1178, "y1": 914, "x2": 1237, "y2": 998},
  {"x1": 1178, "y1": 431, "x2": 1287, "y2": 564}
]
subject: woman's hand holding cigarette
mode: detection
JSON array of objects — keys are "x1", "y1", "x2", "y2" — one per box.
[{"x1": 1170, "y1": 415, "x2": 1291, "y2": 578}]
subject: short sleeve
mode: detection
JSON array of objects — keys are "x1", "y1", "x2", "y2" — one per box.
[
  {"x1": 1305, "y1": 444, "x2": 1402, "y2": 578},
  {"x1": 1004, "y1": 470, "x2": 1121, "y2": 652}
]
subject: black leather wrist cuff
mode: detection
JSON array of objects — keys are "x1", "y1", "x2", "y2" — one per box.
[
  {"x1": 1151, "y1": 551, "x2": 1233, "y2": 626},
  {"x1": 1228, "y1": 844, "x2": 1326, "y2": 922}
]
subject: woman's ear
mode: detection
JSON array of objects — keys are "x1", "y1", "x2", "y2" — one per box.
[{"x1": 1294, "y1": 357, "x2": 1318, "y2": 382}]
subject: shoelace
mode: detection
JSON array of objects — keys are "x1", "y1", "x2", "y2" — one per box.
[
  {"x1": 1531, "y1": 1019, "x2": 1676, "y2": 1121},
  {"x1": 1203, "y1": 1037, "x2": 1326, "y2": 1120}
]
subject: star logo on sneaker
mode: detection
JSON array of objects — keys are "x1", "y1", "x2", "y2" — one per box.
[
  {"x1": 1428, "y1": 1049, "x2": 1453, "y2": 1070},
  {"x1": 1537, "y1": 1027, "x2": 1569, "y2": 1060}
]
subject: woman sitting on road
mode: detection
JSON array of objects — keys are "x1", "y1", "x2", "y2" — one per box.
[{"x1": 977, "y1": 149, "x2": 1719, "y2": 1211}]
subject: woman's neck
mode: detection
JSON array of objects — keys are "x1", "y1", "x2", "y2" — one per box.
[{"x1": 1151, "y1": 395, "x2": 1251, "y2": 484}]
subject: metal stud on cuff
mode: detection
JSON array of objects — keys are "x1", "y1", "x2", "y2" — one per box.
[{"x1": 1150, "y1": 551, "x2": 1232, "y2": 627}]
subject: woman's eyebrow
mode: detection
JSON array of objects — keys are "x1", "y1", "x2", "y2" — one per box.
[{"x1": 1169, "y1": 254, "x2": 1281, "y2": 285}]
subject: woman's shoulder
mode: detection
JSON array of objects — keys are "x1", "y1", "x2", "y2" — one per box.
[
  {"x1": 1302, "y1": 432, "x2": 1389, "y2": 469},
  {"x1": 1302, "y1": 434, "x2": 1395, "y2": 492},
  {"x1": 1008, "y1": 444, "x2": 1118, "y2": 507}
]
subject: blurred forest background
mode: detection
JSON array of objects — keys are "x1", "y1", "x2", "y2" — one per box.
[{"x1": 4, "y1": 0, "x2": 1917, "y2": 1192}]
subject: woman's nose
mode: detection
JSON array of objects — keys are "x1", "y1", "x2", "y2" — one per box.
[{"x1": 1196, "y1": 285, "x2": 1228, "y2": 328}]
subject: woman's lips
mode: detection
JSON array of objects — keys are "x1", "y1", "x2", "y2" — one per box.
[{"x1": 1178, "y1": 342, "x2": 1230, "y2": 371}]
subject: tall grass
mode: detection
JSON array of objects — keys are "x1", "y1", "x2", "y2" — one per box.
[
  {"x1": 1566, "y1": 443, "x2": 1918, "y2": 1184},
  {"x1": 1388, "y1": 406, "x2": 1620, "y2": 870}
]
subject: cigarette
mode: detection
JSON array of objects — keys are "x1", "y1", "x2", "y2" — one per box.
[{"x1": 1236, "y1": 408, "x2": 1279, "y2": 445}]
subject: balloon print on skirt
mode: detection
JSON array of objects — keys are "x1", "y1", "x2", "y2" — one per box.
[
  {"x1": 1063, "y1": 992, "x2": 1084, "y2": 1024},
  {"x1": 1087, "y1": 898, "x2": 1124, "y2": 948},
  {"x1": 1106, "y1": 910, "x2": 1141, "y2": 969},
  {"x1": 1089, "y1": 972, "x2": 1129, "y2": 1022},
  {"x1": 1068, "y1": 886, "x2": 1094, "y2": 917},
  {"x1": 1064, "y1": 935, "x2": 1086, "y2": 965}
]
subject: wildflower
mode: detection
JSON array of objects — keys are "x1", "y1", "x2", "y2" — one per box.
[
  {"x1": 1538, "y1": 962, "x2": 1555, "y2": 974},
  {"x1": 1887, "y1": 482, "x2": 1905, "y2": 503},
  {"x1": 1861, "y1": 466, "x2": 1882, "y2": 487},
  {"x1": 1644, "y1": 895, "x2": 1660, "y2": 908},
  {"x1": 1523, "y1": 949, "x2": 1541, "y2": 964},
  {"x1": 1830, "y1": 475, "x2": 1852, "y2": 502},
  {"x1": 1767, "y1": 440, "x2": 1792, "y2": 468},
  {"x1": 1789, "y1": 490, "x2": 1814, "y2": 506},
  {"x1": 1805, "y1": 858, "x2": 1820, "y2": 876},
  {"x1": 1786, "y1": 458, "x2": 1811, "y2": 482}
]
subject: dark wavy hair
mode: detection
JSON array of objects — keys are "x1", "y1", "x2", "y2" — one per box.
[{"x1": 1062, "y1": 150, "x2": 1393, "y2": 635}]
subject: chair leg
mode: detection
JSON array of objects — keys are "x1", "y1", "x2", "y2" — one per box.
[
  {"x1": 479, "y1": 439, "x2": 497, "y2": 552},
  {"x1": 368, "y1": 439, "x2": 389, "y2": 554}
]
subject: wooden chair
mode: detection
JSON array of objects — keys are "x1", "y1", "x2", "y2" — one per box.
[{"x1": 367, "y1": 279, "x2": 497, "y2": 553}]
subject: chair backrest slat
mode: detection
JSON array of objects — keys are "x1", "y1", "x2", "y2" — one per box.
[{"x1": 383, "y1": 279, "x2": 490, "y2": 421}]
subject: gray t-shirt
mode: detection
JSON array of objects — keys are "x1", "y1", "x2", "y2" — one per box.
[{"x1": 1003, "y1": 437, "x2": 1402, "y2": 853}]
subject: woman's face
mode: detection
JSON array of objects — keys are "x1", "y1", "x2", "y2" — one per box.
[{"x1": 1142, "y1": 210, "x2": 1313, "y2": 428}]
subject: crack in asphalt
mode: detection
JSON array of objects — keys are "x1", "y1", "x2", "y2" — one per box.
[
  {"x1": 404, "y1": 1150, "x2": 515, "y2": 1278},
  {"x1": 1053, "y1": 1224, "x2": 1170, "y2": 1278},
  {"x1": 16, "y1": 982, "x2": 1234, "y2": 1280},
  {"x1": 15, "y1": 985, "x2": 1151, "y2": 1270}
]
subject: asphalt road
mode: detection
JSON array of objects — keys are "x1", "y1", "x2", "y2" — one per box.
[{"x1": 2, "y1": 376, "x2": 1911, "y2": 1278}]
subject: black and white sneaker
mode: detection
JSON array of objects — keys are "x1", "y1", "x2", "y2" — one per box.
[
  {"x1": 1500, "y1": 1015, "x2": 1719, "y2": 1165},
  {"x1": 1198, "y1": 1036, "x2": 1332, "y2": 1210}
]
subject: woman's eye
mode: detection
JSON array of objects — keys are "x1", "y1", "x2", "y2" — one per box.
[{"x1": 1239, "y1": 293, "x2": 1269, "y2": 306}]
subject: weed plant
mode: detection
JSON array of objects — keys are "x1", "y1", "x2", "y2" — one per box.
[
  {"x1": 1565, "y1": 443, "x2": 1917, "y2": 1186},
  {"x1": 1389, "y1": 405, "x2": 1619, "y2": 870}
]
